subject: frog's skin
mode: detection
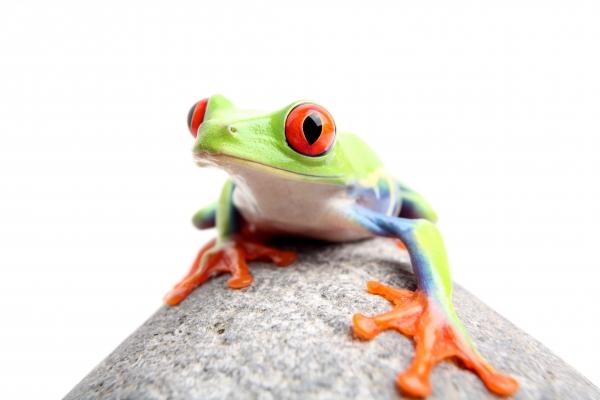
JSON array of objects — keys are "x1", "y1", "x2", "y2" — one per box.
[{"x1": 164, "y1": 95, "x2": 519, "y2": 398}]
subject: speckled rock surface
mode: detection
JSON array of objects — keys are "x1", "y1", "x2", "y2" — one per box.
[{"x1": 65, "y1": 239, "x2": 599, "y2": 400}]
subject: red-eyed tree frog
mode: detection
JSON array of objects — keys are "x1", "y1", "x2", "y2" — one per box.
[{"x1": 164, "y1": 95, "x2": 519, "y2": 398}]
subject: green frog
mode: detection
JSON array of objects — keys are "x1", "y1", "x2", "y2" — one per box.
[{"x1": 164, "y1": 95, "x2": 518, "y2": 398}]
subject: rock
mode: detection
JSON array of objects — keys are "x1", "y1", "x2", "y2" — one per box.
[{"x1": 65, "y1": 239, "x2": 599, "y2": 400}]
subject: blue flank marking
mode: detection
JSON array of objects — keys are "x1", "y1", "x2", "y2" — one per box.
[{"x1": 347, "y1": 177, "x2": 401, "y2": 217}]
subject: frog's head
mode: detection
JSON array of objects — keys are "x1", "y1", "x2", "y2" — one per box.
[{"x1": 186, "y1": 94, "x2": 346, "y2": 182}]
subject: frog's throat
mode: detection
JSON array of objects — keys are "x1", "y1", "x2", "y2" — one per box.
[{"x1": 193, "y1": 152, "x2": 344, "y2": 183}]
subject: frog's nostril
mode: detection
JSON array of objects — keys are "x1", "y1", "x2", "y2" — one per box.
[
  {"x1": 228, "y1": 125, "x2": 238, "y2": 134},
  {"x1": 187, "y1": 98, "x2": 209, "y2": 138}
]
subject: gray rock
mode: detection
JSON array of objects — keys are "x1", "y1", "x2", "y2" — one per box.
[{"x1": 65, "y1": 239, "x2": 599, "y2": 400}]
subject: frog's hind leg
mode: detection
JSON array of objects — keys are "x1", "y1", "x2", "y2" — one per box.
[
  {"x1": 347, "y1": 206, "x2": 518, "y2": 398},
  {"x1": 164, "y1": 180, "x2": 297, "y2": 306}
]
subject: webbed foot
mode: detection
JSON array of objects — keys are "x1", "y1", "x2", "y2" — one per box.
[
  {"x1": 353, "y1": 281, "x2": 518, "y2": 398},
  {"x1": 164, "y1": 237, "x2": 297, "y2": 305}
]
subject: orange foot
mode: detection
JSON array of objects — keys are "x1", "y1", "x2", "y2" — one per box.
[
  {"x1": 164, "y1": 238, "x2": 297, "y2": 306},
  {"x1": 353, "y1": 281, "x2": 518, "y2": 398}
]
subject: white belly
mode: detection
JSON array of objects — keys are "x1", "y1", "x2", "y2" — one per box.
[{"x1": 229, "y1": 167, "x2": 370, "y2": 242}]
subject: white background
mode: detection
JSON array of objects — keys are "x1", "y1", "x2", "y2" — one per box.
[{"x1": 1, "y1": 1, "x2": 599, "y2": 398}]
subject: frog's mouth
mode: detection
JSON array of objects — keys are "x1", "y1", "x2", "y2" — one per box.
[{"x1": 193, "y1": 152, "x2": 344, "y2": 183}]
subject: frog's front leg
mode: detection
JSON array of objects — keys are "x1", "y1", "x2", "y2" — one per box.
[
  {"x1": 346, "y1": 206, "x2": 518, "y2": 398},
  {"x1": 164, "y1": 180, "x2": 297, "y2": 306}
]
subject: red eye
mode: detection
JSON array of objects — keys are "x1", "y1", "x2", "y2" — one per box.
[
  {"x1": 187, "y1": 98, "x2": 209, "y2": 138},
  {"x1": 285, "y1": 103, "x2": 336, "y2": 157}
]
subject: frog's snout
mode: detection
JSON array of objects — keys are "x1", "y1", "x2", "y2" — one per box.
[{"x1": 187, "y1": 98, "x2": 209, "y2": 138}]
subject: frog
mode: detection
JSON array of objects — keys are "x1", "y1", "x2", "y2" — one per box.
[{"x1": 163, "y1": 95, "x2": 519, "y2": 398}]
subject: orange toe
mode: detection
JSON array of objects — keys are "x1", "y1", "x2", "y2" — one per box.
[
  {"x1": 163, "y1": 285, "x2": 193, "y2": 306},
  {"x1": 397, "y1": 370, "x2": 432, "y2": 398},
  {"x1": 481, "y1": 370, "x2": 519, "y2": 396},
  {"x1": 352, "y1": 314, "x2": 381, "y2": 340},
  {"x1": 227, "y1": 274, "x2": 253, "y2": 289}
]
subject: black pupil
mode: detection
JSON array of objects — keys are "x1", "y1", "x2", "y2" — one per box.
[{"x1": 302, "y1": 113, "x2": 322, "y2": 145}]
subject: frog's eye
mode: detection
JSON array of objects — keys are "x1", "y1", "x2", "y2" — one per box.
[
  {"x1": 285, "y1": 103, "x2": 336, "y2": 157},
  {"x1": 187, "y1": 98, "x2": 209, "y2": 138}
]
